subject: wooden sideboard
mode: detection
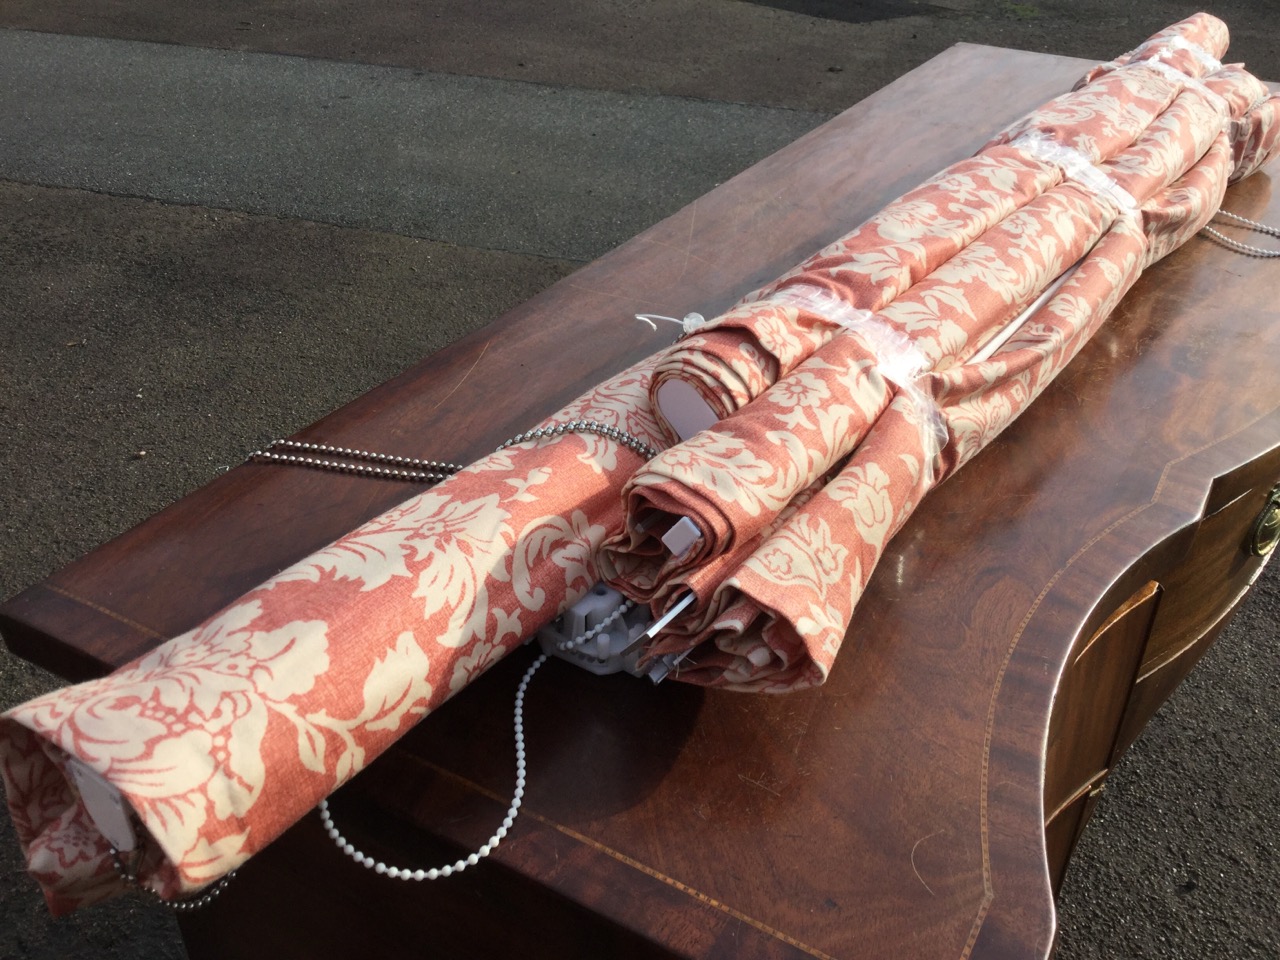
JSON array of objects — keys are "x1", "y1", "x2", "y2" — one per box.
[{"x1": 2, "y1": 44, "x2": 1277, "y2": 960}]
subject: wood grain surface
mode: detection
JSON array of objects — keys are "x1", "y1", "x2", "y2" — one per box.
[{"x1": 3, "y1": 44, "x2": 1279, "y2": 959}]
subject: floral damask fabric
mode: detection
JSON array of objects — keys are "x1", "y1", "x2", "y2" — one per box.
[
  {"x1": 0, "y1": 13, "x2": 1276, "y2": 915},
  {"x1": 607, "y1": 30, "x2": 1277, "y2": 606},
  {"x1": 644, "y1": 133, "x2": 1236, "y2": 691},
  {"x1": 646, "y1": 11, "x2": 1271, "y2": 441},
  {"x1": 604, "y1": 325, "x2": 897, "y2": 598},
  {"x1": 0, "y1": 353, "x2": 672, "y2": 912}
]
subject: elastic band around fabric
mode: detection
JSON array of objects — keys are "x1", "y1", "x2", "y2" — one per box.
[
  {"x1": 775, "y1": 284, "x2": 949, "y2": 484},
  {"x1": 1010, "y1": 132, "x2": 1139, "y2": 219}
]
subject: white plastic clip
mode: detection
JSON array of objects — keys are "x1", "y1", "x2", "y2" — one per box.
[{"x1": 661, "y1": 516, "x2": 703, "y2": 558}]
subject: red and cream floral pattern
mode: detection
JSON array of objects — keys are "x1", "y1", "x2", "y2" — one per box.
[
  {"x1": 603, "y1": 327, "x2": 896, "y2": 597},
  {"x1": 634, "y1": 127, "x2": 1236, "y2": 692},
  {"x1": 608, "y1": 25, "x2": 1275, "y2": 609},
  {"x1": 1, "y1": 13, "x2": 1276, "y2": 916},
  {"x1": 0, "y1": 353, "x2": 672, "y2": 912}
]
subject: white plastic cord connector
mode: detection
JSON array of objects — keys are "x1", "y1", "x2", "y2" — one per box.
[
  {"x1": 536, "y1": 585, "x2": 654, "y2": 676},
  {"x1": 1010, "y1": 132, "x2": 1139, "y2": 219},
  {"x1": 777, "y1": 284, "x2": 950, "y2": 485},
  {"x1": 635, "y1": 312, "x2": 707, "y2": 335},
  {"x1": 554, "y1": 598, "x2": 635, "y2": 651}
]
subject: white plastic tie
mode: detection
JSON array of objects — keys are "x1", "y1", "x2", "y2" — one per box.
[
  {"x1": 775, "y1": 284, "x2": 949, "y2": 484},
  {"x1": 969, "y1": 258, "x2": 1085, "y2": 363},
  {"x1": 1162, "y1": 35, "x2": 1223, "y2": 74},
  {"x1": 1142, "y1": 58, "x2": 1231, "y2": 130},
  {"x1": 1011, "y1": 132, "x2": 1139, "y2": 219}
]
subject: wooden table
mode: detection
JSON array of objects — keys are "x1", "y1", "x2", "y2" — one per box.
[{"x1": 3, "y1": 44, "x2": 1278, "y2": 960}]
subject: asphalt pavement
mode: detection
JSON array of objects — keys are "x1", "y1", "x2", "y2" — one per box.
[{"x1": 1, "y1": 2, "x2": 1277, "y2": 958}]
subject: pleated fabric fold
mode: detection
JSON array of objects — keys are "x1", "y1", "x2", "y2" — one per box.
[{"x1": 643, "y1": 15, "x2": 1231, "y2": 443}]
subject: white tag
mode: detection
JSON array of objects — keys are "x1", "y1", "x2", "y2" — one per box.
[
  {"x1": 67, "y1": 760, "x2": 137, "y2": 852},
  {"x1": 661, "y1": 516, "x2": 703, "y2": 558},
  {"x1": 654, "y1": 380, "x2": 720, "y2": 441}
]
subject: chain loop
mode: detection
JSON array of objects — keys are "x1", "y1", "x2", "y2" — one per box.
[
  {"x1": 109, "y1": 848, "x2": 236, "y2": 912},
  {"x1": 1200, "y1": 208, "x2": 1280, "y2": 258},
  {"x1": 318, "y1": 652, "x2": 547, "y2": 881},
  {"x1": 252, "y1": 421, "x2": 660, "y2": 481}
]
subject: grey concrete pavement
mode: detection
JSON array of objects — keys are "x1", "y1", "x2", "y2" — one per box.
[
  {"x1": 0, "y1": 180, "x2": 578, "y2": 605},
  {"x1": 0, "y1": 30, "x2": 823, "y2": 262},
  {"x1": 2, "y1": 0, "x2": 1277, "y2": 113},
  {"x1": 1, "y1": 2, "x2": 1278, "y2": 958}
]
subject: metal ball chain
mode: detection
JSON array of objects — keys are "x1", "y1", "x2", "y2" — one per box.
[
  {"x1": 317, "y1": 652, "x2": 547, "y2": 880},
  {"x1": 109, "y1": 848, "x2": 236, "y2": 911},
  {"x1": 495, "y1": 419, "x2": 660, "y2": 461},
  {"x1": 251, "y1": 440, "x2": 464, "y2": 482},
  {"x1": 1214, "y1": 209, "x2": 1280, "y2": 237},
  {"x1": 1200, "y1": 208, "x2": 1280, "y2": 258},
  {"x1": 1201, "y1": 227, "x2": 1280, "y2": 257},
  {"x1": 252, "y1": 420, "x2": 659, "y2": 481}
]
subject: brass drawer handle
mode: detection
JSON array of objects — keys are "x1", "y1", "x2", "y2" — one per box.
[{"x1": 1249, "y1": 484, "x2": 1280, "y2": 558}]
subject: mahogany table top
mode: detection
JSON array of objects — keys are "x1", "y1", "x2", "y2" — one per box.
[{"x1": 3, "y1": 44, "x2": 1278, "y2": 960}]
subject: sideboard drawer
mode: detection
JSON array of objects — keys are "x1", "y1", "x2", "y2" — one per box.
[
  {"x1": 1047, "y1": 455, "x2": 1280, "y2": 889},
  {"x1": 1044, "y1": 582, "x2": 1159, "y2": 817},
  {"x1": 1044, "y1": 581, "x2": 1159, "y2": 888},
  {"x1": 1141, "y1": 472, "x2": 1279, "y2": 675}
]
